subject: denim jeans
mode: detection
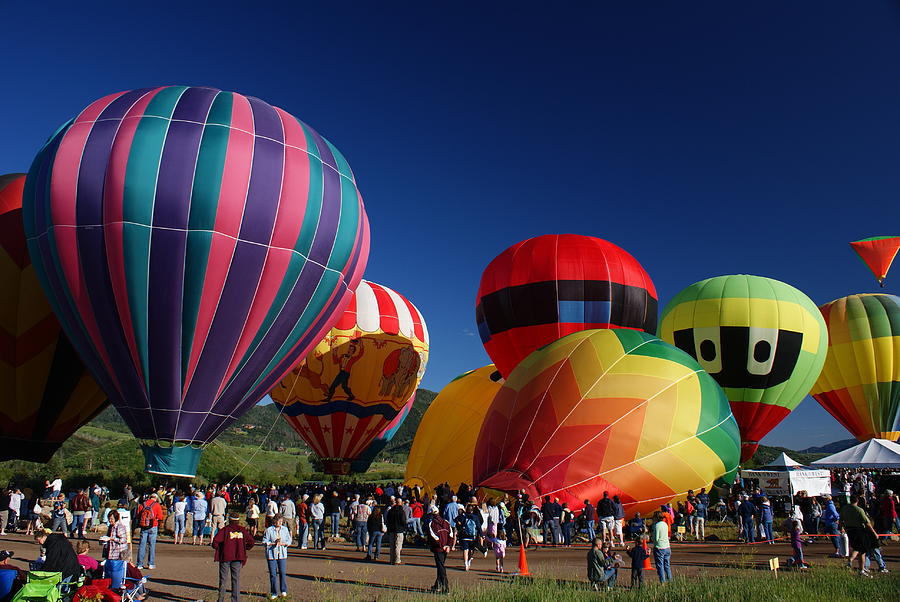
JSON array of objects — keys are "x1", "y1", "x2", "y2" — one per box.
[
  {"x1": 824, "y1": 522, "x2": 840, "y2": 550},
  {"x1": 587, "y1": 519, "x2": 596, "y2": 541},
  {"x1": 70, "y1": 513, "x2": 86, "y2": 538},
  {"x1": 742, "y1": 518, "x2": 755, "y2": 543},
  {"x1": 353, "y1": 521, "x2": 368, "y2": 549},
  {"x1": 330, "y1": 512, "x2": 341, "y2": 537},
  {"x1": 51, "y1": 516, "x2": 66, "y2": 533},
  {"x1": 311, "y1": 519, "x2": 325, "y2": 549},
  {"x1": 266, "y1": 557, "x2": 287, "y2": 595},
  {"x1": 138, "y1": 526, "x2": 158, "y2": 566},
  {"x1": 653, "y1": 547, "x2": 672, "y2": 582},
  {"x1": 298, "y1": 522, "x2": 309, "y2": 548},
  {"x1": 408, "y1": 517, "x2": 424, "y2": 537},
  {"x1": 763, "y1": 521, "x2": 773, "y2": 542},
  {"x1": 368, "y1": 531, "x2": 383, "y2": 558},
  {"x1": 864, "y1": 547, "x2": 885, "y2": 571},
  {"x1": 174, "y1": 515, "x2": 186, "y2": 536}
]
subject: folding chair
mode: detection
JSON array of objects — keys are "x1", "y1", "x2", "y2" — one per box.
[
  {"x1": 0, "y1": 570, "x2": 17, "y2": 602},
  {"x1": 103, "y1": 560, "x2": 146, "y2": 601}
]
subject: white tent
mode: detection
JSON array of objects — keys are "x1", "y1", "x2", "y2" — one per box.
[
  {"x1": 811, "y1": 438, "x2": 900, "y2": 468},
  {"x1": 740, "y1": 453, "x2": 831, "y2": 497}
]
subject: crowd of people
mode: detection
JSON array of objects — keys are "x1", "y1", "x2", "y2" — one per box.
[{"x1": 0, "y1": 467, "x2": 894, "y2": 599}]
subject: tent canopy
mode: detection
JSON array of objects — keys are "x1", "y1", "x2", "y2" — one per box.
[
  {"x1": 763, "y1": 452, "x2": 806, "y2": 469},
  {"x1": 811, "y1": 438, "x2": 900, "y2": 468}
]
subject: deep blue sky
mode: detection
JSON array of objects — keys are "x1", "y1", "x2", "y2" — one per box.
[{"x1": 3, "y1": 2, "x2": 899, "y2": 448}]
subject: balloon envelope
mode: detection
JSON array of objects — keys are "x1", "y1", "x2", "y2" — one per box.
[
  {"x1": 660, "y1": 275, "x2": 827, "y2": 461},
  {"x1": 23, "y1": 87, "x2": 369, "y2": 476},
  {"x1": 474, "y1": 329, "x2": 739, "y2": 516},
  {"x1": 271, "y1": 280, "x2": 428, "y2": 474},
  {"x1": 405, "y1": 366, "x2": 504, "y2": 493},
  {"x1": 850, "y1": 237, "x2": 900, "y2": 286},
  {"x1": 811, "y1": 294, "x2": 900, "y2": 442},
  {"x1": 0, "y1": 173, "x2": 107, "y2": 462},
  {"x1": 476, "y1": 234, "x2": 657, "y2": 378},
  {"x1": 349, "y1": 392, "x2": 415, "y2": 474}
]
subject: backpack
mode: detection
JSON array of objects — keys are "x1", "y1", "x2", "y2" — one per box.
[
  {"x1": 457, "y1": 514, "x2": 477, "y2": 538},
  {"x1": 137, "y1": 501, "x2": 157, "y2": 528}
]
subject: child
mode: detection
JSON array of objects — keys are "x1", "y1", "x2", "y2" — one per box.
[
  {"x1": 627, "y1": 536, "x2": 648, "y2": 588},
  {"x1": 786, "y1": 520, "x2": 808, "y2": 569},
  {"x1": 489, "y1": 528, "x2": 507, "y2": 573},
  {"x1": 76, "y1": 540, "x2": 101, "y2": 577}
]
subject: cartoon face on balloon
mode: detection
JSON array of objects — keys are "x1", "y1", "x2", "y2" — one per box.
[{"x1": 660, "y1": 274, "x2": 827, "y2": 461}]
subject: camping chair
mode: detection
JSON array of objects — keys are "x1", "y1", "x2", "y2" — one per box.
[
  {"x1": 103, "y1": 560, "x2": 146, "y2": 601},
  {"x1": 0, "y1": 570, "x2": 17, "y2": 602},
  {"x1": 10, "y1": 571, "x2": 62, "y2": 602}
]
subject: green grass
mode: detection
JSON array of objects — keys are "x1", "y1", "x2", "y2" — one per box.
[{"x1": 435, "y1": 567, "x2": 899, "y2": 602}]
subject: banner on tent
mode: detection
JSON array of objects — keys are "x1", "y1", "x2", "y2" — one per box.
[{"x1": 740, "y1": 469, "x2": 831, "y2": 496}]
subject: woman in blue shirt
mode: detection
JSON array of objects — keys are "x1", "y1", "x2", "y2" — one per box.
[{"x1": 264, "y1": 514, "x2": 292, "y2": 599}]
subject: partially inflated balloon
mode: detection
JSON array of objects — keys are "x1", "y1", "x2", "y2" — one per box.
[
  {"x1": 1, "y1": 174, "x2": 107, "y2": 461},
  {"x1": 476, "y1": 234, "x2": 657, "y2": 378},
  {"x1": 349, "y1": 392, "x2": 415, "y2": 474},
  {"x1": 405, "y1": 366, "x2": 504, "y2": 493},
  {"x1": 23, "y1": 87, "x2": 369, "y2": 476},
  {"x1": 811, "y1": 294, "x2": 900, "y2": 442},
  {"x1": 660, "y1": 275, "x2": 827, "y2": 461},
  {"x1": 271, "y1": 280, "x2": 428, "y2": 474},
  {"x1": 474, "y1": 330, "x2": 739, "y2": 516}
]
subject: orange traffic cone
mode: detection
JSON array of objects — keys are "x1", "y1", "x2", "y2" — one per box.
[
  {"x1": 642, "y1": 541, "x2": 653, "y2": 571},
  {"x1": 517, "y1": 543, "x2": 531, "y2": 576}
]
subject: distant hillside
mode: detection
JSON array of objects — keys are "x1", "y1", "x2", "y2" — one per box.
[
  {"x1": 800, "y1": 439, "x2": 858, "y2": 454},
  {"x1": 746, "y1": 445, "x2": 826, "y2": 468}
]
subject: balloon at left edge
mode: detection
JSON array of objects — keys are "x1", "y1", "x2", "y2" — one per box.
[
  {"x1": 22, "y1": 86, "x2": 370, "y2": 477},
  {"x1": 1, "y1": 174, "x2": 108, "y2": 462}
]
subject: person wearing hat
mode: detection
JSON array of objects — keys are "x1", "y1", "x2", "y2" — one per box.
[
  {"x1": 427, "y1": 506, "x2": 453, "y2": 594},
  {"x1": 212, "y1": 512, "x2": 255, "y2": 602},
  {"x1": 136, "y1": 492, "x2": 164, "y2": 570}
]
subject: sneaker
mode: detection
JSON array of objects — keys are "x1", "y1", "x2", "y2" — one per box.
[
  {"x1": 147, "y1": 565, "x2": 155, "y2": 570},
  {"x1": 879, "y1": 568, "x2": 890, "y2": 574},
  {"x1": 269, "y1": 595, "x2": 277, "y2": 600},
  {"x1": 136, "y1": 566, "x2": 144, "y2": 570},
  {"x1": 280, "y1": 593, "x2": 288, "y2": 598},
  {"x1": 859, "y1": 570, "x2": 873, "y2": 578}
]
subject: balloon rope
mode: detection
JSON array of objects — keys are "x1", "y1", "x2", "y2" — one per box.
[{"x1": 223, "y1": 372, "x2": 302, "y2": 486}]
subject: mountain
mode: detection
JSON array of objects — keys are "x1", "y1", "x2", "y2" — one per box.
[
  {"x1": 746, "y1": 445, "x2": 826, "y2": 467},
  {"x1": 800, "y1": 439, "x2": 858, "y2": 454}
]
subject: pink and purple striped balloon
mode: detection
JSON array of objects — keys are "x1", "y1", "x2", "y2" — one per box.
[{"x1": 23, "y1": 86, "x2": 369, "y2": 475}]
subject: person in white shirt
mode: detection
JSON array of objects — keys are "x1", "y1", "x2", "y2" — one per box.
[
  {"x1": 49, "y1": 478, "x2": 63, "y2": 497},
  {"x1": 266, "y1": 498, "x2": 278, "y2": 528},
  {"x1": 173, "y1": 496, "x2": 188, "y2": 544}
]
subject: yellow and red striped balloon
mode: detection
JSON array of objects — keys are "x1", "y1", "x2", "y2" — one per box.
[{"x1": 271, "y1": 280, "x2": 428, "y2": 474}]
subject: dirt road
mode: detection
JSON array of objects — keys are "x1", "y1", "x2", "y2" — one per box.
[{"x1": 0, "y1": 531, "x2": 895, "y2": 600}]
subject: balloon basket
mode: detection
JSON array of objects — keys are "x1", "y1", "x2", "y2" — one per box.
[
  {"x1": 322, "y1": 459, "x2": 352, "y2": 475},
  {"x1": 142, "y1": 443, "x2": 202, "y2": 478}
]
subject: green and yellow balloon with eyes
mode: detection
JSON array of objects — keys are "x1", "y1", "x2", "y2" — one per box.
[{"x1": 660, "y1": 275, "x2": 828, "y2": 462}]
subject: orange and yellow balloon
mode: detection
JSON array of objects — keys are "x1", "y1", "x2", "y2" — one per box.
[{"x1": 0, "y1": 174, "x2": 106, "y2": 461}]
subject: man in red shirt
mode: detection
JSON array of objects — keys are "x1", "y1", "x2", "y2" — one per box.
[
  {"x1": 212, "y1": 512, "x2": 254, "y2": 602},
  {"x1": 136, "y1": 493, "x2": 165, "y2": 570},
  {"x1": 428, "y1": 507, "x2": 454, "y2": 594},
  {"x1": 409, "y1": 500, "x2": 425, "y2": 539}
]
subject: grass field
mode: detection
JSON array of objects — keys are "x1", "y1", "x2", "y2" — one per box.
[{"x1": 437, "y1": 567, "x2": 898, "y2": 602}]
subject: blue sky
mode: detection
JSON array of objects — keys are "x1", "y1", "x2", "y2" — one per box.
[{"x1": 2, "y1": 2, "x2": 898, "y2": 448}]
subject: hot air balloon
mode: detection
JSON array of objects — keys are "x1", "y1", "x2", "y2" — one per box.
[
  {"x1": 850, "y1": 237, "x2": 900, "y2": 287},
  {"x1": 271, "y1": 280, "x2": 428, "y2": 474},
  {"x1": 23, "y1": 86, "x2": 369, "y2": 477},
  {"x1": 811, "y1": 294, "x2": 900, "y2": 442},
  {"x1": 473, "y1": 329, "x2": 739, "y2": 516},
  {"x1": 659, "y1": 275, "x2": 827, "y2": 461},
  {"x1": 405, "y1": 366, "x2": 504, "y2": 493},
  {"x1": 349, "y1": 392, "x2": 415, "y2": 474},
  {"x1": 476, "y1": 234, "x2": 657, "y2": 378},
  {"x1": 1, "y1": 174, "x2": 107, "y2": 461}
]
